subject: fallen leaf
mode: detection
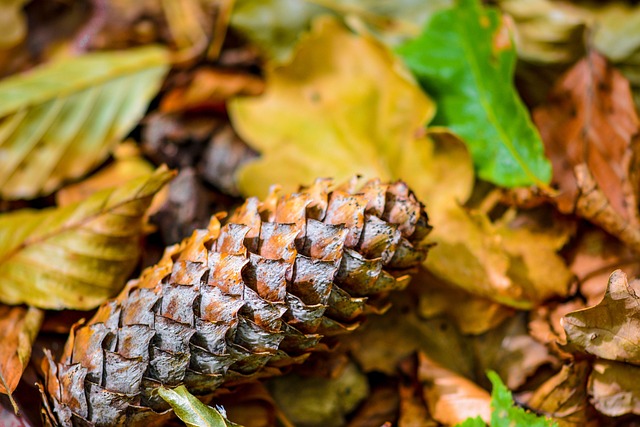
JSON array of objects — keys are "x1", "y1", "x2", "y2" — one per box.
[
  {"x1": 588, "y1": 360, "x2": 640, "y2": 417},
  {"x1": 529, "y1": 300, "x2": 585, "y2": 352},
  {"x1": 0, "y1": 167, "x2": 174, "y2": 309},
  {"x1": 160, "y1": 68, "x2": 264, "y2": 113},
  {"x1": 0, "y1": 0, "x2": 28, "y2": 49},
  {"x1": 230, "y1": 0, "x2": 451, "y2": 62},
  {"x1": 0, "y1": 305, "x2": 43, "y2": 407},
  {"x1": 497, "y1": 0, "x2": 588, "y2": 64},
  {"x1": 267, "y1": 361, "x2": 369, "y2": 427},
  {"x1": 527, "y1": 362, "x2": 593, "y2": 427},
  {"x1": 418, "y1": 353, "x2": 491, "y2": 426},
  {"x1": 349, "y1": 384, "x2": 400, "y2": 427},
  {"x1": 158, "y1": 385, "x2": 242, "y2": 427},
  {"x1": 562, "y1": 270, "x2": 640, "y2": 364},
  {"x1": 0, "y1": 45, "x2": 169, "y2": 199},
  {"x1": 397, "y1": 0, "x2": 552, "y2": 187},
  {"x1": 344, "y1": 291, "x2": 474, "y2": 379},
  {"x1": 398, "y1": 382, "x2": 438, "y2": 427},
  {"x1": 55, "y1": 141, "x2": 157, "y2": 207},
  {"x1": 568, "y1": 227, "x2": 639, "y2": 306},
  {"x1": 487, "y1": 370, "x2": 558, "y2": 427},
  {"x1": 471, "y1": 313, "x2": 556, "y2": 390},
  {"x1": 416, "y1": 267, "x2": 515, "y2": 335},
  {"x1": 426, "y1": 206, "x2": 574, "y2": 309},
  {"x1": 215, "y1": 383, "x2": 276, "y2": 427},
  {"x1": 230, "y1": 12, "x2": 572, "y2": 311},
  {"x1": 533, "y1": 52, "x2": 640, "y2": 250},
  {"x1": 230, "y1": 16, "x2": 435, "y2": 199}
]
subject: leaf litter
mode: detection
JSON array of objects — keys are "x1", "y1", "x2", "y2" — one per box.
[{"x1": 3, "y1": 0, "x2": 640, "y2": 425}]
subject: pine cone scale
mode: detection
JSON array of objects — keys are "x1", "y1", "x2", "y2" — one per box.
[{"x1": 42, "y1": 178, "x2": 431, "y2": 426}]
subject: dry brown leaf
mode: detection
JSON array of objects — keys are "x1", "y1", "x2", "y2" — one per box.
[
  {"x1": 534, "y1": 51, "x2": 640, "y2": 250},
  {"x1": 398, "y1": 382, "x2": 437, "y2": 427},
  {"x1": 471, "y1": 313, "x2": 557, "y2": 390},
  {"x1": 529, "y1": 300, "x2": 585, "y2": 352},
  {"x1": 0, "y1": 305, "x2": 43, "y2": 407},
  {"x1": 562, "y1": 270, "x2": 640, "y2": 364},
  {"x1": 568, "y1": 227, "x2": 639, "y2": 306},
  {"x1": 348, "y1": 384, "x2": 399, "y2": 427},
  {"x1": 588, "y1": 360, "x2": 640, "y2": 417},
  {"x1": 417, "y1": 353, "x2": 491, "y2": 426},
  {"x1": 160, "y1": 68, "x2": 264, "y2": 113},
  {"x1": 527, "y1": 362, "x2": 594, "y2": 427}
]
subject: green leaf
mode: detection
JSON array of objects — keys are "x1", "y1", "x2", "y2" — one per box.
[
  {"x1": 488, "y1": 371, "x2": 557, "y2": 427},
  {"x1": 158, "y1": 385, "x2": 242, "y2": 427},
  {"x1": 455, "y1": 371, "x2": 558, "y2": 427},
  {"x1": 0, "y1": 167, "x2": 174, "y2": 310},
  {"x1": 397, "y1": 0, "x2": 552, "y2": 187},
  {"x1": 0, "y1": 45, "x2": 169, "y2": 199}
]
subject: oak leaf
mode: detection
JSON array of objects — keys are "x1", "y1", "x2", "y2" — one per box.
[
  {"x1": 562, "y1": 270, "x2": 640, "y2": 364},
  {"x1": 588, "y1": 360, "x2": 640, "y2": 417}
]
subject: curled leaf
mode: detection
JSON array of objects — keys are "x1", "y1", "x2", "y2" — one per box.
[
  {"x1": 0, "y1": 167, "x2": 174, "y2": 309},
  {"x1": 0, "y1": 45, "x2": 169, "y2": 199},
  {"x1": 418, "y1": 353, "x2": 491, "y2": 426},
  {"x1": 158, "y1": 385, "x2": 242, "y2": 427}
]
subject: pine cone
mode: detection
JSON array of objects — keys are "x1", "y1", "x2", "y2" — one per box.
[{"x1": 40, "y1": 178, "x2": 431, "y2": 426}]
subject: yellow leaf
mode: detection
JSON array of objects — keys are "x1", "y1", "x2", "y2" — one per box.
[
  {"x1": 230, "y1": 15, "x2": 571, "y2": 310},
  {"x1": 0, "y1": 46, "x2": 169, "y2": 199},
  {"x1": 0, "y1": 167, "x2": 174, "y2": 309},
  {"x1": 230, "y1": 16, "x2": 436, "y2": 199}
]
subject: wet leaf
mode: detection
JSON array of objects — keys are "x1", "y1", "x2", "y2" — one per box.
[
  {"x1": 0, "y1": 305, "x2": 43, "y2": 406},
  {"x1": 533, "y1": 52, "x2": 640, "y2": 241},
  {"x1": 0, "y1": 167, "x2": 174, "y2": 309},
  {"x1": 0, "y1": 45, "x2": 169, "y2": 199},
  {"x1": 528, "y1": 362, "x2": 592, "y2": 427},
  {"x1": 562, "y1": 270, "x2": 640, "y2": 364},
  {"x1": 418, "y1": 353, "x2": 491, "y2": 426},
  {"x1": 397, "y1": 0, "x2": 552, "y2": 187},
  {"x1": 158, "y1": 385, "x2": 242, "y2": 427},
  {"x1": 588, "y1": 360, "x2": 640, "y2": 417}
]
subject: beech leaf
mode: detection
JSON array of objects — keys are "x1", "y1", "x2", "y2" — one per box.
[
  {"x1": 397, "y1": 0, "x2": 552, "y2": 187},
  {"x1": 562, "y1": 270, "x2": 640, "y2": 364},
  {"x1": 0, "y1": 167, "x2": 174, "y2": 309},
  {"x1": 0, "y1": 45, "x2": 169, "y2": 199},
  {"x1": 0, "y1": 305, "x2": 43, "y2": 408},
  {"x1": 158, "y1": 385, "x2": 242, "y2": 427}
]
